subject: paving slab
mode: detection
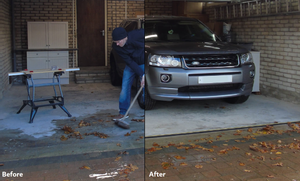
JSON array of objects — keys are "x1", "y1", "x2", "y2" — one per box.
[{"x1": 145, "y1": 123, "x2": 300, "y2": 181}]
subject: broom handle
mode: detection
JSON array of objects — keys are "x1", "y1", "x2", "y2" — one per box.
[{"x1": 123, "y1": 84, "x2": 144, "y2": 118}]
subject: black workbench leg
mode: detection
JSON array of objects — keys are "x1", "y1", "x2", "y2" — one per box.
[
  {"x1": 29, "y1": 107, "x2": 38, "y2": 123},
  {"x1": 17, "y1": 101, "x2": 28, "y2": 114},
  {"x1": 49, "y1": 100, "x2": 56, "y2": 109},
  {"x1": 58, "y1": 105, "x2": 72, "y2": 117}
]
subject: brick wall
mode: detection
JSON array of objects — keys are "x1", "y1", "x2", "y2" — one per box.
[
  {"x1": 107, "y1": 0, "x2": 144, "y2": 66},
  {"x1": 204, "y1": 5, "x2": 300, "y2": 104},
  {"x1": 0, "y1": 0, "x2": 12, "y2": 99},
  {"x1": 12, "y1": 0, "x2": 144, "y2": 81},
  {"x1": 145, "y1": 0, "x2": 172, "y2": 15},
  {"x1": 13, "y1": 0, "x2": 76, "y2": 80}
]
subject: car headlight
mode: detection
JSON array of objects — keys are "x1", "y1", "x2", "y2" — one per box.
[
  {"x1": 240, "y1": 53, "x2": 253, "y2": 65},
  {"x1": 149, "y1": 55, "x2": 181, "y2": 67}
]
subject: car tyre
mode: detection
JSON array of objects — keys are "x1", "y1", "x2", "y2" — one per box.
[
  {"x1": 136, "y1": 77, "x2": 156, "y2": 110},
  {"x1": 225, "y1": 95, "x2": 249, "y2": 104},
  {"x1": 110, "y1": 54, "x2": 122, "y2": 86}
]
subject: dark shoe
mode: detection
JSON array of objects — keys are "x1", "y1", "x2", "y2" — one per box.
[{"x1": 112, "y1": 114, "x2": 129, "y2": 121}]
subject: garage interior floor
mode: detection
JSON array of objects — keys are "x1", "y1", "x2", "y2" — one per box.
[{"x1": 145, "y1": 94, "x2": 300, "y2": 137}]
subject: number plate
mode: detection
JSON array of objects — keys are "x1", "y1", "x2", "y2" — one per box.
[{"x1": 198, "y1": 75, "x2": 232, "y2": 84}]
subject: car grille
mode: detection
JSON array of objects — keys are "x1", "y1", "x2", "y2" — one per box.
[
  {"x1": 178, "y1": 83, "x2": 243, "y2": 93},
  {"x1": 183, "y1": 54, "x2": 239, "y2": 68}
]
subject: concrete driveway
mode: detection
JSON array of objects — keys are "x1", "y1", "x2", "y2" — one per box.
[
  {"x1": 145, "y1": 94, "x2": 300, "y2": 137},
  {"x1": 0, "y1": 83, "x2": 145, "y2": 162}
]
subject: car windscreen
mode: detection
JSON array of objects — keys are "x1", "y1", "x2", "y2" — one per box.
[{"x1": 144, "y1": 20, "x2": 216, "y2": 42}]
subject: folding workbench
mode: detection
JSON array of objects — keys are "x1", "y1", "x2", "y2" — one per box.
[{"x1": 8, "y1": 68, "x2": 80, "y2": 123}]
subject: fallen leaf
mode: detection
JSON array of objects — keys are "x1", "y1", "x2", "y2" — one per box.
[
  {"x1": 239, "y1": 162, "x2": 246, "y2": 166},
  {"x1": 78, "y1": 120, "x2": 91, "y2": 128},
  {"x1": 257, "y1": 156, "x2": 265, "y2": 161},
  {"x1": 247, "y1": 128, "x2": 253, "y2": 132},
  {"x1": 260, "y1": 142, "x2": 268, "y2": 148},
  {"x1": 272, "y1": 162, "x2": 283, "y2": 167},
  {"x1": 270, "y1": 157, "x2": 281, "y2": 160},
  {"x1": 179, "y1": 162, "x2": 188, "y2": 166},
  {"x1": 147, "y1": 147, "x2": 156, "y2": 152},
  {"x1": 118, "y1": 151, "x2": 127, "y2": 155},
  {"x1": 60, "y1": 135, "x2": 68, "y2": 141},
  {"x1": 218, "y1": 149, "x2": 228, "y2": 155},
  {"x1": 131, "y1": 130, "x2": 137, "y2": 133},
  {"x1": 124, "y1": 132, "x2": 131, "y2": 136},
  {"x1": 147, "y1": 147, "x2": 162, "y2": 152},
  {"x1": 195, "y1": 164, "x2": 203, "y2": 169},
  {"x1": 207, "y1": 140, "x2": 213, "y2": 144},
  {"x1": 79, "y1": 165, "x2": 91, "y2": 170},
  {"x1": 176, "y1": 146, "x2": 186, "y2": 149},
  {"x1": 131, "y1": 119, "x2": 145, "y2": 122},
  {"x1": 249, "y1": 146, "x2": 259, "y2": 152},
  {"x1": 153, "y1": 142, "x2": 159, "y2": 147},
  {"x1": 277, "y1": 140, "x2": 282, "y2": 143},
  {"x1": 161, "y1": 162, "x2": 173, "y2": 169},
  {"x1": 174, "y1": 155, "x2": 186, "y2": 160},
  {"x1": 245, "y1": 152, "x2": 252, "y2": 156},
  {"x1": 85, "y1": 132, "x2": 109, "y2": 139},
  {"x1": 126, "y1": 164, "x2": 138, "y2": 171},
  {"x1": 275, "y1": 152, "x2": 282, "y2": 155},
  {"x1": 117, "y1": 143, "x2": 121, "y2": 147},
  {"x1": 61, "y1": 125, "x2": 74, "y2": 134},
  {"x1": 267, "y1": 175, "x2": 275, "y2": 178},
  {"x1": 244, "y1": 169, "x2": 251, "y2": 172},
  {"x1": 0, "y1": 163, "x2": 3, "y2": 166},
  {"x1": 232, "y1": 146, "x2": 240, "y2": 150},
  {"x1": 115, "y1": 157, "x2": 121, "y2": 161}
]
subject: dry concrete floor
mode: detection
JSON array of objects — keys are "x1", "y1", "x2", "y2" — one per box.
[{"x1": 145, "y1": 94, "x2": 300, "y2": 137}]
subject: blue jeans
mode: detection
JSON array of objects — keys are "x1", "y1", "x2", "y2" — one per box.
[{"x1": 119, "y1": 64, "x2": 144, "y2": 115}]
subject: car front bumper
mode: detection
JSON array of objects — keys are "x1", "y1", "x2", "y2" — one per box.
[{"x1": 146, "y1": 64, "x2": 255, "y2": 101}]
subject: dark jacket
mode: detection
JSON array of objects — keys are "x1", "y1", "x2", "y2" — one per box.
[{"x1": 112, "y1": 29, "x2": 144, "y2": 77}]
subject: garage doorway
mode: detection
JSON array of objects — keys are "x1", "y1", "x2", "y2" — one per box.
[{"x1": 77, "y1": 0, "x2": 105, "y2": 67}]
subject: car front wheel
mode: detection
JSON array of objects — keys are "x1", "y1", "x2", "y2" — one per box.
[{"x1": 136, "y1": 77, "x2": 156, "y2": 110}]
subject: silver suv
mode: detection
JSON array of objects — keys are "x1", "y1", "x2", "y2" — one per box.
[{"x1": 110, "y1": 16, "x2": 255, "y2": 110}]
